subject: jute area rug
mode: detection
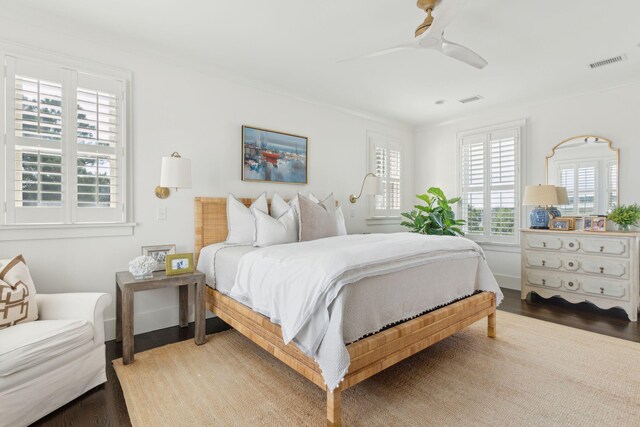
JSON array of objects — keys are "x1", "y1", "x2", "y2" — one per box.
[{"x1": 113, "y1": 311, "x2": 640, "y2": 426}]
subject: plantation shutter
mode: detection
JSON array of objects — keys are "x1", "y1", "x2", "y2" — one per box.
[
  {"x1": 369, "y1": 134, "x2": 402, "y2": 217},
  {"x1": 460, "y1": 135, "x2": 485, "y2": 236},
  {"x1": 2, "y1": 54, "x2": 126, "y2": 225},
  {"x1": 489, "y1": 131, "x2": 517, "y2": 240},
  {"x1": 74, "y1": 73, "x2": 124, "y2": 223},
  {"x1": 607, "y1": 161, "x2": 617, "y2": 210},
  {"x1": 555, "y1": 162, "x2": 598, "y2": 215},
  {"x1": 459, "y1": 124, "x2": 521, "y2": 244},
  {"x1": 576, "y1": 164, "x2": 596, "y2": 215},
  {"x1": 557, "y1": 164, "x2": 576, "y2": 216},
  {"x1": 5, "y1": 56, "x2": 66, "y2": 224}
]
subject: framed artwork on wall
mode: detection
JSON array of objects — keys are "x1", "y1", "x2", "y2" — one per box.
[{"x1": 242, "y1": 125, "x2": 308, "y2": 184}]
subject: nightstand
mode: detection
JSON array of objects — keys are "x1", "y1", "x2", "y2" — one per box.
[{"x1": 115, "y1": 270, "x2": 206, "y2": 364}]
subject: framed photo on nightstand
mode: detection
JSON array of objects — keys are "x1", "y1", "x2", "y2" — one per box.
[
  {"x1": 166, "y1": 253, "x2": 195, "y2": 276},
  {"x1": 142, "y1": 244, "x2": 176, "y2": 271}
]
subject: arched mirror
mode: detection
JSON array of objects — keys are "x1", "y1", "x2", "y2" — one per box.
[{"x1": 546, "y1": 135, "x2": 619, "y2": 216}]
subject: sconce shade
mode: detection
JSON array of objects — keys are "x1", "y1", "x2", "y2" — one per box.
[
  {"x1": 522, "y1": 185, "x2": 558, "y2": 206},
  {"x1": 160, "y1": 155, "x2": 192, "y2": 189},
  {"x1": 555, "y1": 186, "x2": 569, "y2": 205},
  {"x1": 363, "y1": 175, "x2": 383, "y2": 196}
]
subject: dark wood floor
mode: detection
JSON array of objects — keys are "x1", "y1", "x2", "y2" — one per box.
[{"x1": 33, "y1": 288, "x2": 640, "y2": 426}]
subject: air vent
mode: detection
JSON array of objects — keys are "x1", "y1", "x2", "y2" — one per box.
[
  {"x1": 458, "y1": 95, "x2": 484, "y2": 104},
  {"x1": 589, "y1": 54, "x2": 627, "y2": 69}
]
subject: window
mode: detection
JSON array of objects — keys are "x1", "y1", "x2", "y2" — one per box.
[
  {"x1": 555, "y1": 159, "x2": 616, "y2": 216},
  {"x1": 368, "y1": 133, "x2": 402, "y2": 218},
  {"x1": 1, "y1": 52, "x2": 129, "y2": 228},
  {"x1": 458, "y1": 121, "x2": 523, "y2": 244}
]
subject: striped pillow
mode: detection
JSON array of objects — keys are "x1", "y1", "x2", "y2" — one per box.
[{"x1": 0, "y1": 255, "x2": 38, "y2": 330}]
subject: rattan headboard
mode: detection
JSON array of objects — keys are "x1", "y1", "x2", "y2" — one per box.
[{"x1": 194, "y1": 197, "x2": 266, "y2": 261}]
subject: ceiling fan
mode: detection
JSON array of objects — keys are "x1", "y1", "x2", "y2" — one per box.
[{"x1": 344, "y1": 0, "x2": 487, "y2": 69}]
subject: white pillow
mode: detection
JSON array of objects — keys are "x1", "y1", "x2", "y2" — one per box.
[
  {"x1": 309, "y1": 192, "x2": 347, "y2": 235},
  {"x1": 0, "y1": 255, "x2": 38, "y2": 330},
  {"x1": 226, "y1": 192, "x2": 268, "y2": 244},
  {"x1": 270, "y1": 193, "x2": 297, "y2": 219},
  {"x1": 254, "y1": 208, "x2": 298, "y2": 247},
  {"x1": 335, "y1": 206, "x2": 347, "y2": 235}
]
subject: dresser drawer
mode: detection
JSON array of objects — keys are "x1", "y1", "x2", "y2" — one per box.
[
  {"x1": 525, "y1": 270, "x2": 561, "y2": 289},
  {"x1": 525, "y1": 253, "x2": 562, "y2": 269},
  {"x1": 580, "y1": 258, "x2": 627, "y2": 278},
  {"x1": 580, "y1": 238, "x2": 628, "y2": 256},
  {"x1": 581, "y1": 278, "x2": 628, "y2": 300},
  {"x1": 526, "y1": 235, "x2": 562, "y2": 250}
]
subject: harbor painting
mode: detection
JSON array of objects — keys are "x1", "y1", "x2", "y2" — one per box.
[{"x1": 242, "y1": 126, "x2": 308, "y2": 184}]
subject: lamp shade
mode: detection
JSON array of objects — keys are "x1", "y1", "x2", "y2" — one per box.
[
  {"x1": 362, "y1": 175, "x2": 383, "y2": 196},
  {"x1": 555, "y1": 186, "x2": 569, "y2": 205},
  {"x1": 160, "y1": 155, "x2": 192, "y2": 189},
  {"x1": 522, "y1": 185, "x2": 558, "y2": 206}
]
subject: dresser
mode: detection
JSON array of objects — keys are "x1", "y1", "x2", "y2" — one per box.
[{"x1": 521, "y1": 229, "x2": 639, "y2": 321}]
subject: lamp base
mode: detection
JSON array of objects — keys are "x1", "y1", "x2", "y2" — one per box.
[{"x1": 529, "y1": 206, "x2": 550, "y2": 229}]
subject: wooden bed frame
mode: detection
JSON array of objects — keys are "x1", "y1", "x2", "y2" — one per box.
[{"x1": 195, "y1": 197, "x2": 497, "y2": 426}]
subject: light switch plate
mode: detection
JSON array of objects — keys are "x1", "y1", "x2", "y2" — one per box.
[{"x1": 157, "y1": 207, "x2": 167, "y2": 220}]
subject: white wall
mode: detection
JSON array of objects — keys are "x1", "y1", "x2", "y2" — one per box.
[
  {"x1": 414, "y1": 81, "x2": 640, "y2": 289},
  {"x1": 0, "y1": 19, "x2": 414, "y2": 340}
]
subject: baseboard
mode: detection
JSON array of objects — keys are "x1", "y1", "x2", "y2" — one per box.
[
  {"x1": 104, "y1": 304, "x2": 217, "y2": 341},
  {"x1": 494, "y1": 273, "x2": 521, "y2": 291}
]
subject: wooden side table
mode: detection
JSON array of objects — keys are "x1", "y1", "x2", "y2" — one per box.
[{"x1": 115, "y1": 270, "x2": 206, "y2": 364}]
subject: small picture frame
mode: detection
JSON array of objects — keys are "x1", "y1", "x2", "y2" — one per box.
[
  {"x1": 583, "y1": 216, "x2": 593, "y2": 231},
  {"x1": 165, "y1": 253, "x2": 194, "y2": 276},
  {"x1": 591, "y1": 216, "x2": 607, "y2": 232},
  {"x1": 549, "y1": 217, "x2": 575, "y2": 231},
  {"x1": 142, "y1": 244, "x2": 176, "y2": 271}
]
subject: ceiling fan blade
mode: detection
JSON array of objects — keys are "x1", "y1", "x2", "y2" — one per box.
[
  {"x1": 421, "y1": 0, "x2": 468, "y2": 39},
  {"x1": 339, "y1": 42, "x2": 417, "y2": 63},
  {"x1": 441, "y1": 37, "x2": 487, "y2": 69}
]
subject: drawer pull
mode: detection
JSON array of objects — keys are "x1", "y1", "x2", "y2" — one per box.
[
  {"x1": 568, "y1": 281, "x2": 574, "y2": 287},
  {"x1": 569, "y1": 242, "x2": 575, "y2": 248},
  {"x1": 543, "y1": 242, "x2": 547, "y2": 248},
  {"x1": 600, "y1": 287, "x2": 605, "y2": 294},
  {"x1": 568, "y1": 262, "x2": 574, "y2": 267},
  {"x1": 542, "y1": 260, "x2": 546, "y2": 266},
  {"x1": 600, "y1": 246, "x2": 605, "y2": 252},
  {"x1": 542, "y1": 279, "x2": 546, "y2": 285},
  {"x1": 600, "y1": 267, "x2": 604, "y2": 274}
]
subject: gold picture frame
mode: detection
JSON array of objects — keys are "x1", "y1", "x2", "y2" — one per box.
[
  {"x1": 590, "y1": 216, "x2": 607, "y2": 232},
  {"x1": 549, "y1": 217, "x2": 575, "y2": 231},
  {"x1": 165, "y1": 253, "x2": 194, "y2": 276}
]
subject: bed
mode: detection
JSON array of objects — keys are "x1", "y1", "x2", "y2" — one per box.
[{"x1": 195, "y1": 196, "x2": 499, "y2": 426}]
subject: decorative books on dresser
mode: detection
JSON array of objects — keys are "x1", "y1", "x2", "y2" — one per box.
[{"x1": 521, "y1": 229, "x2": 639, "y2": 321}]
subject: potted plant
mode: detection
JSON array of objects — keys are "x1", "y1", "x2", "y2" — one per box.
[
  {"x1": 401, "y1": 187, "x2": 466, "y2": 236},
  {"x1": 607, "y1": 204, "x2": 640, "y2": 231}
]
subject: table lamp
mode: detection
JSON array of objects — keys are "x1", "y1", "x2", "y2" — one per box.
[
  {"x1": 522, "y1": 185, "x2": 559, "y2": 229},
  {"x1": 547, "y1": 186, "x2": 569, "y2": 219}
]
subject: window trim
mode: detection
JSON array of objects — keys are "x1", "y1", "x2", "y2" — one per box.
[
  {"x1": 0, "y1": 41, "x2": 134, "y2": 238},
  {"x1": 456, "y1": 119, "x2": 526, "y2": 246},
  {"x1": 366, "y1": 131, "x2": 403, "y2": 221}
]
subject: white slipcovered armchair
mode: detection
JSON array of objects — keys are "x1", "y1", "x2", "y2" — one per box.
[{"x1": 0, "y1": 292, "x2": 111, "y2": 427}]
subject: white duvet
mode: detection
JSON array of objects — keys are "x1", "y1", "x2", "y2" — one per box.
[{"x1": 229, "y1": 232, "x2": 502, "y2": 390}]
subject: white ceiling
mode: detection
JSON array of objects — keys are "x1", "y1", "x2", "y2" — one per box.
[{"x1": 2, "y1": 0, "x2": 640, "y2": 126}]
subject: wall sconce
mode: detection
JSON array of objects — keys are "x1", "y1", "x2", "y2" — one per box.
[
  {"x1": 349, "y1": 173, "x2": 383, "y2": 203},
  {"x1": 155, "y1": 152, "x2": 192, "y2": 199}
]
